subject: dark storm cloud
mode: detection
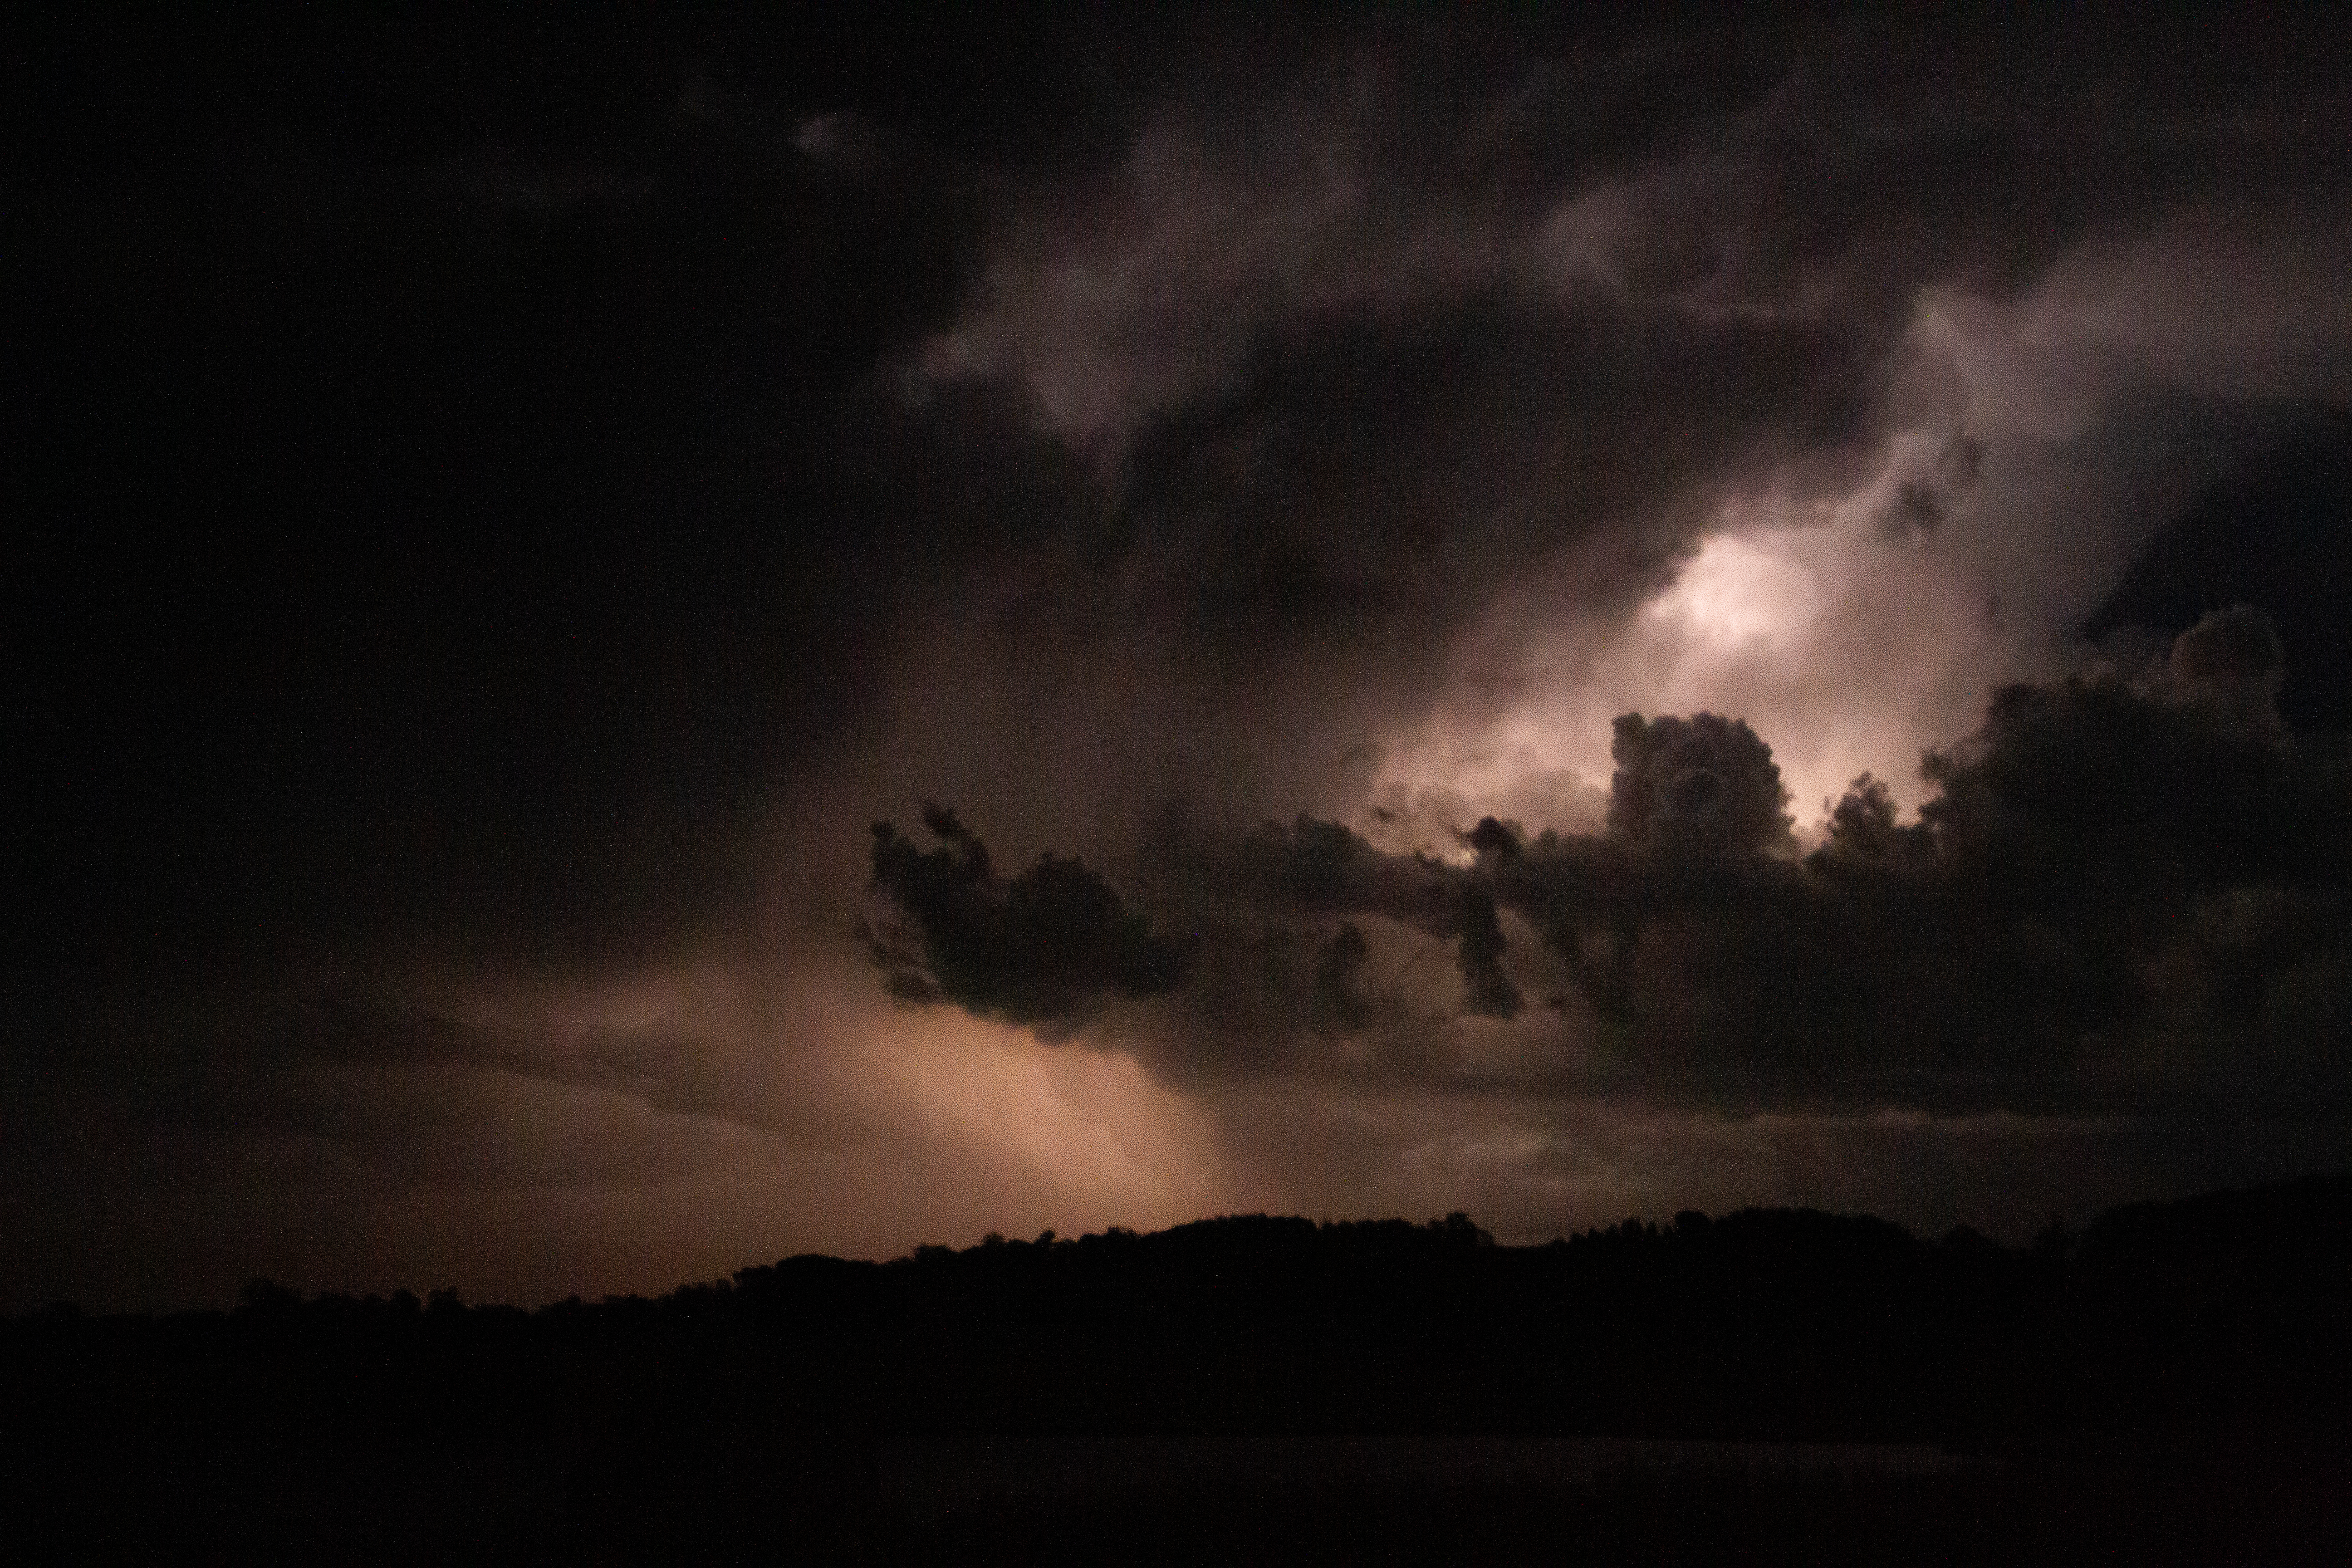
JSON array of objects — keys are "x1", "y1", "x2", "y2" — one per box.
[
  {"x1": 878, "y1": 612, "x2": 2352, "y2": 1124},
  {"x1": 1095, "y1": 293, "x2": 1880, "y2": 702},
  {"x1": 866, "y1": 806, "x2": 1189, "y2": 1026},
  {"x1": 857, "y1": 8, "x2": 2352, "y2": 1147},
  {"x1": 14, "y1": 8, "x2": 2352, "y2": 1305},
  {"x1": 905, "y1": 8, "x2": 2352, "y2": 843},
  {"x1": 2087, "y1": 417, "x2": 2352, "y2": 730},
  {"x1": 1603, "y1": 713, "x2": 1793, "y2": 855},
  {"x1": 18, "y1": 6, "x2": 2350, "y2": 970},
  {"x1": 8, "y1": 7, "x2": 1126, "y2": 975}
]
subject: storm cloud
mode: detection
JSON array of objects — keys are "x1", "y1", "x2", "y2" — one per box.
[
  {"x1": 873, "y1": 608, "x2": 2352, "y2": 1129},
  {"x1": 11, "y1": 8, "x2": 2352, "y2": 1308},
  {"x1": 867, "y1": 804, "x2": 1190, "y2": 1025}
]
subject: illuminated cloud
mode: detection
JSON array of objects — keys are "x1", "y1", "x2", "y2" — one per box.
[
  {"x1": 873, "y1": 612, "x2": 2352, "y2": 1187},
  {"x1": 11, "y1": 9, "x2": 2352, "y2": 1308}
]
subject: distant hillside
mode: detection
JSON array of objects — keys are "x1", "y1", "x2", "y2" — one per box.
[{"x1": 6, "y1": 1177, "x2": 2349, "y2": 1561}]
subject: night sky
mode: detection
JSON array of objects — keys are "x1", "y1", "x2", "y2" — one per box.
[{"x1": 10, "y1": 7, "x2": 2352, "y2": 1312}]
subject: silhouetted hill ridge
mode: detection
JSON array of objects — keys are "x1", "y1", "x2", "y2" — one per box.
[
  {"x1": 8, "y1": 1176, "x2": 2350, "y2": 1562},
  {"x1": 7, "y1": 1176, "x2": 2348, "y2": 1443}
]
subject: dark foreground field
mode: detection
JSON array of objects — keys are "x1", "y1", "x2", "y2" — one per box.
[
  {"x1": 16, "y1": 1431, "x2": 2342, "y2": 1565},
  {"x1": 7, "y1": 1176, "x2": 2349, "y2": 1563}
]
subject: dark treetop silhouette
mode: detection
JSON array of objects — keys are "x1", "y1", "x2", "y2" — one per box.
[{"x1": 7, "y1": 1176, "x2": 2351, "y2": 1561}]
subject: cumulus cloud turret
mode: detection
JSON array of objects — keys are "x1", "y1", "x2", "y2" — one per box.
[{"x1": 872, "y1": 611, "x2": 2352, "y2": 1129}]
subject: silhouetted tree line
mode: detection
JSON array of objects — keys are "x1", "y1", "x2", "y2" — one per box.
[
  {"x1": 10, "y1": 1180, "x2": 2351, "y2": 1443},
  {"x1": 5, "y1": 1180, "x2": 2349, "y2": 1560}
]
